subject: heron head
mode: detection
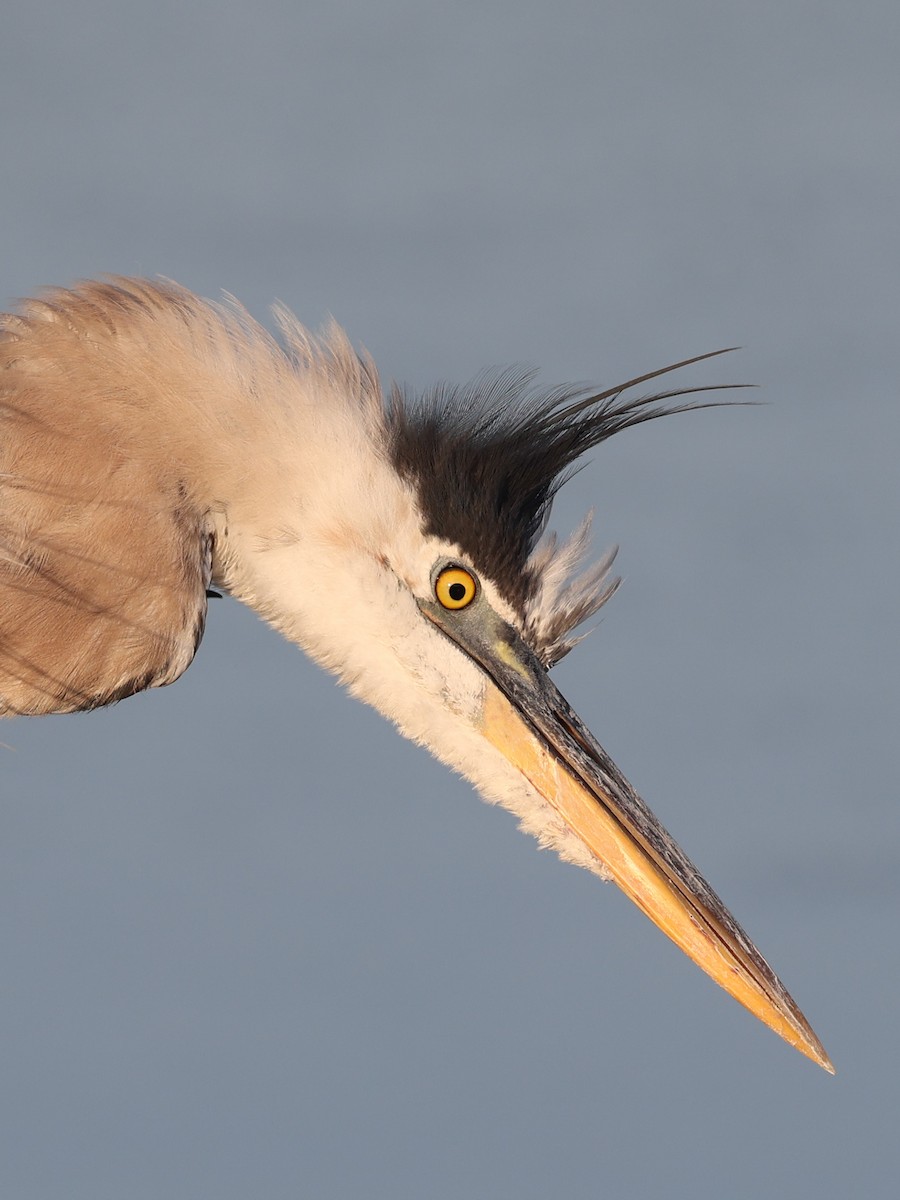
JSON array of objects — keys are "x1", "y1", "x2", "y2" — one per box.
[{"x1": 256, "y1": 350, "x2": 830, "y2": 1072}]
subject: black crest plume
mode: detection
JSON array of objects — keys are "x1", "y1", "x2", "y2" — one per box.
[{"x1": 388, "y1": 350, "x2": 746, "y2": 612}]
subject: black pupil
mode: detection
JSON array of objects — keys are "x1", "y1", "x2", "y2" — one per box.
[{"x1": 448, "y1": 581, "x2": 467, "y2": 602}]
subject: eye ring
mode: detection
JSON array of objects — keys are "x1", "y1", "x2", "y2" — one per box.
[{"x1": 434, "y1": 565, "x2": 478, "y2": 610}]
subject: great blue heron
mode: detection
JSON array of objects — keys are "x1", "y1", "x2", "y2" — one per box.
[{"x1": 0, "y1": 277, "x2": 832, "y2": 1072}]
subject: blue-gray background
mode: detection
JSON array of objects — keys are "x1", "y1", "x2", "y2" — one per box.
[{"x1": 1, "y1": 3, "x2": 897, "y2": 1197}]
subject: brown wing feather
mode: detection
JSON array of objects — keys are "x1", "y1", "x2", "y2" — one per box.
[{"x1": 0, "y1": 299, "x2": 212, "y2": 716}]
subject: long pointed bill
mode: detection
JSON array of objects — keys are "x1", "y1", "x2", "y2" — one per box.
[{"x1": 421, "y1": 599, "x2": 833, "y2": 1073}]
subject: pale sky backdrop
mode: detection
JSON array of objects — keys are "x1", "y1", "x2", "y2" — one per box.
[{"x1": 1, "y1": 3, "x2": 898, "y2": 1197}]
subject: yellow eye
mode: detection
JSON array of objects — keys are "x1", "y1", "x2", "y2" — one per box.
[{"x1": 434, "y1": 565, "x2": 478, "y2": 610}]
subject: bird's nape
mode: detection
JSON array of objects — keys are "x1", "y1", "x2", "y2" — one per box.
[{"x1": 0, "y1": 276, "x2": 831, "y2": 1071}]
